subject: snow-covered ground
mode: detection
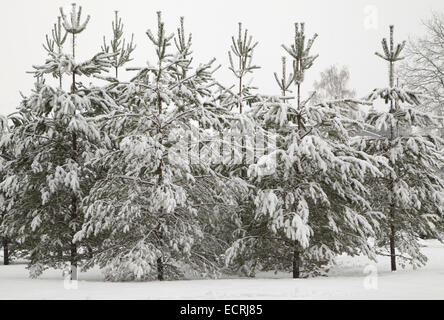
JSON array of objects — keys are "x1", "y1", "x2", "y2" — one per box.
[{"x1": 1, "y1": 239, "x2": 443, "y2": 299}]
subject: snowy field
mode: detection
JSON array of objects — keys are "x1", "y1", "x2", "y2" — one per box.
[{"x1": 0, "y1": 239, "x2": 443, "y2": 300}]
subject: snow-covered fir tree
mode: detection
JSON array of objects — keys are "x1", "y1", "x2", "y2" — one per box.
[
  {"x1": 0, "y1": 119, "x2": 10, "y2": 265},
  {"x1": 0, "y1": 4, "x2": 117, "y2": 279},
  {"x1": 101, "y1": 11, "x2": 136, "y2": 79},
  {"x1": 212, "y1": 22, "x2": 266, "y2": 276},
  {"x1": 227, "y1": 22, "x2": 260, "y2": 114},
  {"x1": 355, "y1": 25, "x2": 444, "y2": 270},
  {"x1": 75, "y1": 12, "x2": 248, "y2": 281},
  {"x1": 226, "y1": 22, "x2": 386, "y2": 278}
]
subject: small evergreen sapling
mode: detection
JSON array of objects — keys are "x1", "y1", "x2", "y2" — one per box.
[
  {"x1": 101, "y1": 11, "x2": 136, "y2": 79},
  {"x1": 228, "y1": 23, "x2": 260, "y2": 113},
  {"x1": 42, "y1": 16, "x2": 68, "y2": 88}
]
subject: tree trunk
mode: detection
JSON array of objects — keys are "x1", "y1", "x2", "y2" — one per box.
[
  {"x1": 388, "y1": 58, "x2": 397, "y2": 272},
  {"x1": 2, "y1": 238, "x2": 9, "y2": 265},
  {"x1": 70, "y1": 241, "x2": 78, "y2": 280},
  {"x1": 389, "y1": 222, "x2": 396, "y2": 271},
  {"x1": 156, "y1": 86, "x2": 164, "y2": 282},
  {"x1": 70, "y1": 167, "x2": 78, "y2": 279},
  {"x1": 70, "y1": 33, "x2": 78, "y2": 281},
  {"x1": 157, "y1": 257, "x2": 164, "y2": 281},
  {"x1": 70, "y1": 132, "x2": 78, "y2": 281},
  {"x1": 388, "y1": 154, "x2": 397, "y2": 272},
  {"x1": 87, "y1": 245, "x2": 93, "y2": 259},
  {"x1": 292, "y1": 245, "x2": 300, "y2": 278}
]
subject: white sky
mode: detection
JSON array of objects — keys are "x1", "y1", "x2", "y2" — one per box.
[{"x1": 1, "y1": 0, "x2": 444, "y2": 116}]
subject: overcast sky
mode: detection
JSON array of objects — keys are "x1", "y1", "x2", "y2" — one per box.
[{"x1": 1, "y1": 0, "x2": 444, "y2": 116}]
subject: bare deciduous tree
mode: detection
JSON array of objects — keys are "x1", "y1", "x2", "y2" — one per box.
[
  {"x1": 312, "y1": 65, "x2": 356, "y2": 103},
  {"x1": 400, "y1": 12, "x2": 444, "y2": 125}
]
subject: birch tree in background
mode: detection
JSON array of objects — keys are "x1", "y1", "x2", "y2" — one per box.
[
  {"x1": 313, "y1": 65, "x2": 356, "y2": 103},
  {"x1": 400, "y1": 13, "x2": 444, "y2": 114},
  {"x1": 312, "y1": 65, "x2": 360, "y2": 119},
  {"x1": 399, "y1": 12, "x2": 444, "y2": 137}
]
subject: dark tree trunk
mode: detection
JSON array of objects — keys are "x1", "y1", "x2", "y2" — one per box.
[
  {"x1": 388, "y1": 58, "x2": 397, "y2": 272},
  {"x1": 292, "y1": 245, "x2": 300, "y2": 278},
  {"x1": 388, "y1": 154, "x2": 397, "y2": 272},
  {"x1": 157, "y1": 257, "x2": 164, "y2": 281},
  {"x1": 2, "y1": 238, "x2": 9, "y2": 265},
  {"x1": 70, "y1": 241, "x2": 78, "y2": 280},
  {"x1": 389, "y1": 222, "x2": 396, "y2": 271},
  {"x1": 155, "y1": 87, "x2": 165, "y2": 282},
  {"x1": 87, "y1": 246, "x2": 93, "y2": 259},
  {"x1": 70, "y1": 132, "x2": 78, "y2": 280},
  {"x1": 388, "y1": 121, "x2": 397, "y2": 272},
  {"x1": 70, "y1": 32, "x2": 78, "y2": 281}
]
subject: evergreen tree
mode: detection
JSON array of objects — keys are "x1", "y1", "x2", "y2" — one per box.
[
  {"x1": 0, "y1": 103, "x2": 35, "y2": 267},
  {"x1": 227, "y1": 22, "x2": 260, "y2": 113},
  {"x1": 274, "y1": 56, "x2": 294, "y2": 97},
  {"x1": 75, "y1": 12, "x2": 246, "y2": 281},
  {"x1": 218, "y1": 23, "x2": 263, "y2": 276},
  {"x1": 42, "y1": 15, "x2": 68, "y2": 89},
  {"x1": 0, "y1": 118, "x2": 8, "y2": 265},
  {"x1": 0, "y1": 4, "x2": 116, "y2": 279},
  {"x1": 226, "y1": 22, "x2": 385, "y2": 278},
  {"x1": 101, "y1": 11, "x2": 136, "y2": 79},
  {"x1": 356, "y1": 25, "x2": 444, "y2": 270},
  {"x1": 0, "y1": 129, "x2": 9, "y2": 265}
]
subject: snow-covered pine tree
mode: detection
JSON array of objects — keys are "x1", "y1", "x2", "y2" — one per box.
[
  {"x1": 226, "y1": 22, "x2": 385, "y2": 278},
  {"x1": 227, "y1": 22, "x2": 260, "y2": 113},
  {"x1": 274, "y1": 56, "x2": 294, "y2": 97},
  {"x1": 0, "y1": 120, "x2": 10, "y2": 265},
  {"x1": 0, "y1": 115, "x2": 31, "y2": 266},
  {"x1": 75, "y1": 12, "x2": 247, "y2": 281},
  {"x1": 227, "y1": 22, "x2": 260, "y2": 174},
  {"x1": 0, "y1": 4, "x2": 117, "y2": 279},
  {"x1": 172, "y1": 18, "x2": 254, "y2": 277},
  {"x1": 215, "y1": 23, "x2": 265, "y2": 276},
  {"x1": 42, "y1": 15, "x2": 67, "y2": 89},
  {"x1": 0, "y1": 99, "x2": 39, "y2": 267},
  {"x1": 101, "y1": 11, "x2": 136, "y2": 79},
  {"x1": 1, "y1": 238, "x2": 7, "y2": 265},
  {"x1": 355, "y1": 25, "x2": 444, "y2": 270},
  {"x1": 0, "y1": 200, "x2": 9, "y2": 266}
]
